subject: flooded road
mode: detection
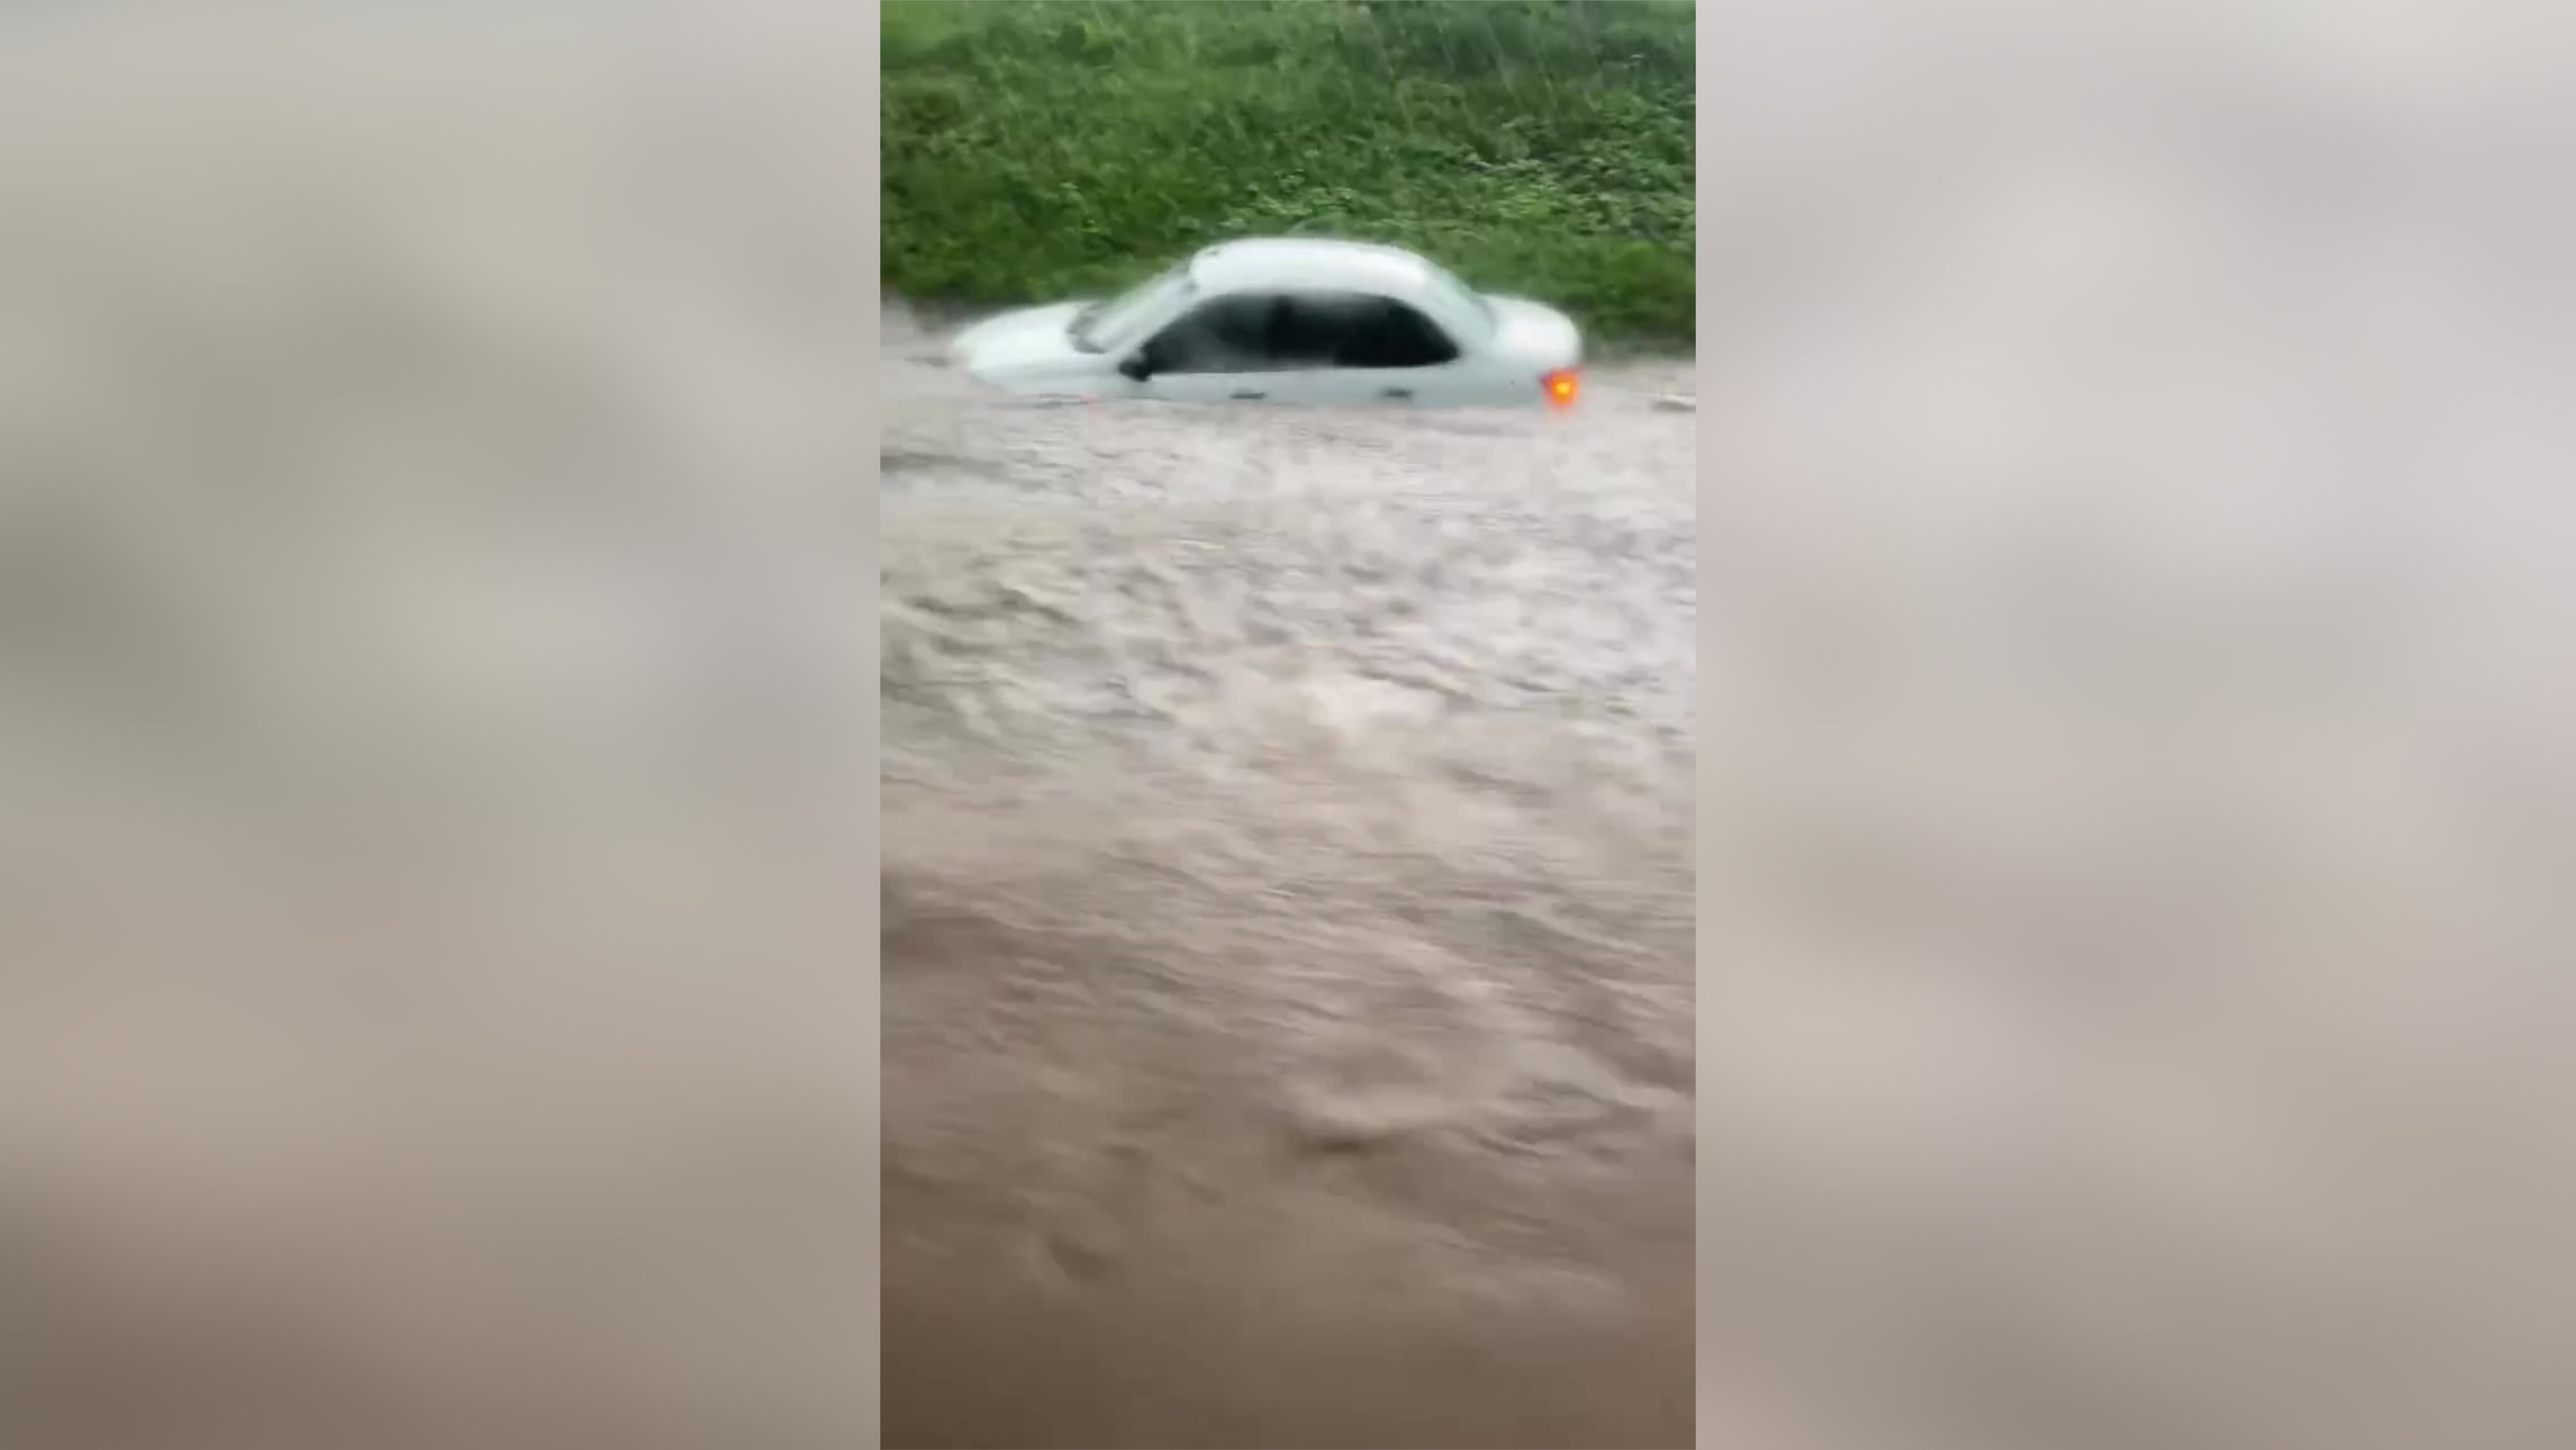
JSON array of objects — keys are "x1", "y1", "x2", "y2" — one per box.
[{"x1": 878, "y1": 307, "x2": 1699, "y2": 1446}]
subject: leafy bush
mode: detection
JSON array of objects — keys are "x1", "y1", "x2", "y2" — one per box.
[{"x1": 882, "y1": 0, "x2": 1694, "y2": 343}]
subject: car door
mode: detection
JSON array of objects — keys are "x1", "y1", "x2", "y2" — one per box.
[
  {"x1": 1281, "y1": 292, "x2": 1478, "y2": 406},
  {"x1": 1124, "y1": 293, "x2": 1307, "y2": 404}
]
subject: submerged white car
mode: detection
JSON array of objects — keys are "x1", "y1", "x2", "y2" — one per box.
[{"x1": 947, "y1": 238, "x2": 1585, "y2": 409}]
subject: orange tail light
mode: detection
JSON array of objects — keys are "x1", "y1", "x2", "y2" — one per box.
[{"x1": 1541, "y1": 367, "x2": 1580, "y2": 407}]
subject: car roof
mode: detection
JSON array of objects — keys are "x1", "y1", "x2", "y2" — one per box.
[{"x1": 1186, "y1": 238, "x2": 1449, "y2": 299}]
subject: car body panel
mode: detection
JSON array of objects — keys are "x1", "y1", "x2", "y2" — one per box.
[
  {"x1": 948, "y1": 239, "x2": 1583, "y2": 409},
  {"x1": 1485, "y1": 295, "x2": 1583, "y2": 373},
  {"x1": 1132, "y1": 365, "x2": 1325, "y2": 406}
]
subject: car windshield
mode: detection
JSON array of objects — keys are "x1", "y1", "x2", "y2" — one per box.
[{"x1": 1071, "y1": 266, "x2": 1195, "y2": 353}]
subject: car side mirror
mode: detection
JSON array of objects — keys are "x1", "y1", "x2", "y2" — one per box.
[{"x1": 1118, "y1": 353, "x2": 1153, "y2": 382}]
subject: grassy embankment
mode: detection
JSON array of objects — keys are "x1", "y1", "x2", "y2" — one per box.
[{"x1": 882, "y1": 0, "x2": 1694, "y2": 345}]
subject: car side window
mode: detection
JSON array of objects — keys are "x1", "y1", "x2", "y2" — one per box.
[
  {"x1": 1355, "y1": 298, "x2": 1461, "y2": 368},
  {"x1": 1138, "y1": 295, "x2": 1281, "y2": 375},
  {"x1": 1136, "y1": 291, "x2": 1464, "y2": 374},
  {"x1": 1277, "y1": 292, "x2": 1461, "y2": 370},
  {"x1": 1267, "y1": 294, "x2": 1363, "y2": 368}
]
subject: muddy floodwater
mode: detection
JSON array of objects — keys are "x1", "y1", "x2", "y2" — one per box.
[{"x1": 878, "y1": 306, "x2": 1699, "y2": 1447}]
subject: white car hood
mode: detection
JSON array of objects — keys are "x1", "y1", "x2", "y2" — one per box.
[{"x1": 950, "y1": 302, "x2": 1095, "y2": 379}]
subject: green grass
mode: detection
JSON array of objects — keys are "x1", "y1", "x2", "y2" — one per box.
[{"x1": 882, "y1": 0, "x2": 1694, "y2": 344}]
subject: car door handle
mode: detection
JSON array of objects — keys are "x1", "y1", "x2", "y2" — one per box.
[
  {"x1": 1380, "y1": 388, "x2": 1415, "y2": 401},
  {"x1": 1230, "y1": 390, "x2": 1265, "y2": 400}
]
